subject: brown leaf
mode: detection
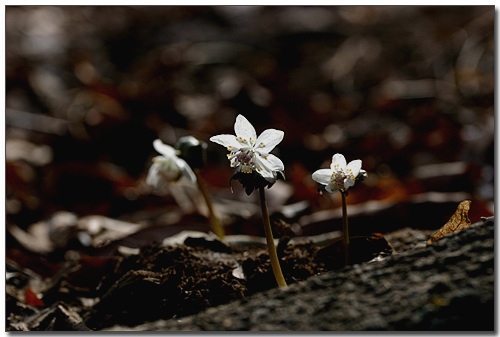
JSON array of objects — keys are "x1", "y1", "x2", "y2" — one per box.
[{"x1": 427, "y1": 200, "x2": 472, "y2": 244}]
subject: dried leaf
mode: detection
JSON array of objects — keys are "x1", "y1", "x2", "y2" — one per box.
[
  {"x1": 7, "y1": 222, "x2": 54, "y2": 254},
  {"x1": 25, "y1": 288, "x2": 44, "y2": 307},
  {"x1": 427, "y1": 200, "x2": 472, "y2": 244}
]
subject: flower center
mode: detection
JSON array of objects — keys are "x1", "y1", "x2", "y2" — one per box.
[
  {"x1": 330, "y1": 171, "x2": 346, "y2": 187},
  {"x1": 236, "y1": 149, "x2": 256, "y2": 173},
  {"x1": 236, "y1": 149, "x2": 254, "y2": 163}
]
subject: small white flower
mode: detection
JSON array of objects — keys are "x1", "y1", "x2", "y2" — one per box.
[
  {"x1": 312, "y1": 153, "x2": 362, "y2": 193},
  {"x1": 210, "y1": 114, "x2": 284, "y2": 183},
  {"x1": 147, "y1": 139, "x2": 196, "y2": 188}
]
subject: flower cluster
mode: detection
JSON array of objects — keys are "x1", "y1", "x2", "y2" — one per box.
[
  {"x1": 146, "y1": 114, "x2": 367, "y2": 283},
  {"x1": 147, "y1": 139, "x2": 196, "y2": 188},
  {"x1": 149, "y1": 115, "x2": 366, "y2": 198},
  {"x1": 312, "y1": 153, "x2": 362, "y2": 193},
  {"x1": 210, "y1": 114, "x2": 285, "y2": 184}
]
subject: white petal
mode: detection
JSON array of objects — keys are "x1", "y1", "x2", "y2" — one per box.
[
  {"x1": 146, "y1": 161, "x2": 162, "y2": 188},
  {"x1": 330, "y1": 153, "x2": 347, "y2": 171},
  {"x1": 254, "y1": 152, "x2": 284, "y2": 174},
  {"x1": 325, "y1": 183, "x2": 339, "y2": 193},
  {"x1": 312, "y1": 169, "x2": 333, "y2": 185},
  {"x1": 344, "y1": 178, "x2": 355, "y2": 190},
  {"x1": 254, "y1": 153, "x2": 273, "y2": 171},
  {"x1": 346, "y1": 159, "x2": 362, "y2": 178},
  {"x1": 253, "y1": 155, "x2": 276, "y2": 180},
  {"x1": 153, "y1": 139, "x2": 176, "y2": 158},
  {"x1": 210, "y1": 134, "x2": 242, "y2": 150},
  {"x1": 234, "y1": 115, "x2": 257, "y2": 144},
  {"x1": 255, "y1": 129, "x2": 284, "y2": 153},
  {"x1": 265, "y1": 153, "x2": 284, "y2": 171},
  {"x1": 258, "y1": 166, "x2": 275, "y2": 180},
  {"x1": 175, "y1": 157, "x2": 197, "y2": 184},
  {"x1": 152, "y1": 156, "x2": 180, "y2": 183}
]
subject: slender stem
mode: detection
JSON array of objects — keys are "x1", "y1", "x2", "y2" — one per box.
[
  {"x1": 341, "y1": 191, "x2": 349, "y2": 266},
  {"x1": 259, "y1": 187, "x2": 287, "y2": 288},
  {"x1": 194, "y1": 169, "x2": 225, "y2": 240}
]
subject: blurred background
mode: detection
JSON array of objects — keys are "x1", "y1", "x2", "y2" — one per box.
[{"x1": 5, "y1": 6, "x2": 494, "y2": 247}]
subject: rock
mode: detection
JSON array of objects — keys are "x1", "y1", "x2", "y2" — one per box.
[
  {"x1": 385, "y1": 227, "x2": 433, "y2": 253},
  {"x1": 108, "y1": 218, "x2": 493, "y2": 331}
]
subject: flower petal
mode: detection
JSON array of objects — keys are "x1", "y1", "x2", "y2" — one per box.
[
  {"x1": 346, "y1": 159, "x2": 362, "y2": 178},
  {"x1": 254, "y1": 153, "x2": 284, "y2": 174},
  {"x1": 209, "y1": 134, "x2": 241, "y2": 151},
  {"x1": 175, "y1": 157, "x2": 197, "y2": 184},
  {"x1": 344, "y1": 177, "x2": 355, "y2": 190},
  {"x1": 147, "y1": 156, "x2": 181, "y2": 187},
  {"x1": 265, "y1": 153, "x2": 285, "y2": 171},
  {"x1": 255, "y1": 129, "x2": 284, "y2": 153},
  {"x1": 253, "y1": 155, "x2": 277, "y2": 179},
  {"x1": 153, "y1": 139, "x2": 176, "y2": 157},
  {"x1": 330, "y1": 153, "x2": 347, "y2": 171},
  {"x1": 257, "y1": 166, "x2": 275, "y2": 180},
  {"x1": 234, "y1": 115, "x2": 257, "y2": 144},
  {"x1": 312, "y1": 169, "x2": 333, "y2": 185},
  {"x1": 325, "y1": 183, "x2": 339, "y2": 193},
  {"x1": 253, "y1": 153, "x2": 272, "y2": 171},
  {"x1": 146, "y1": 161, "x2": 162, "y2": 188}
]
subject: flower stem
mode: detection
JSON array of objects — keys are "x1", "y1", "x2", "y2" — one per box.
[
  {"x1": 258, "y1": 187, "x2": 287, "y2": 288},
  {"x1": 341, "y1": 191, "x2": 350, "y2": 266},
  {"x1": 194, "y1": 169, "x2": 225, "y2": 240}
]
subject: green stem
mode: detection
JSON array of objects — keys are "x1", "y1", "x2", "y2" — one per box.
[
  {"x1": 194, "y1": 169, "x2": 225, "y2": 240},
  {"x1": 341, "y1": 191, "x2": 349, "y2": 266},
  {"x1": 259, "y1": 187, "x2": 287, "y2": 288}
]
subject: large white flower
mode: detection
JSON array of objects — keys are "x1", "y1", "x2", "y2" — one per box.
[
  {"x1": 210, "y1": 114, "x2": 284, "y2": 182},
  {"x1": 312, "y1": 153, "x2": 362, "y2": 193},
  {"x1": 147, "y1": 139, "x2": 196, "y2": 188}
]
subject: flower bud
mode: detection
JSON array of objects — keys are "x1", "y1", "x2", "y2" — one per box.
[
  {"x1": 175, "y1": 136, "x2": 207, "y2": 170},
  {"x1": 356, "y1": 169, "x2": 368, "y2": 183}
]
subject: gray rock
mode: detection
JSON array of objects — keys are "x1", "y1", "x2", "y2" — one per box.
[{"x1": 106, "y1": 218, "x2": 494, "y2": 331}]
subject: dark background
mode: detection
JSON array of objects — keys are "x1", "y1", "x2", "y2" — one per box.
[{"x1": 6, "y1": 6, "x2": 494, "y2": 235}]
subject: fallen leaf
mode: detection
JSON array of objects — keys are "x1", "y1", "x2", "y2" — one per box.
[
  {"x1": 427, "y1": 200, "x2": 472, "y2": 244},
  {"x1": 25, "y1": 287, "x2": 44, "y2": 307}
]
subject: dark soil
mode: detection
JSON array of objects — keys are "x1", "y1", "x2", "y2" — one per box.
[
  {"x1": 106, "y1": 217, "x2": 495, "y2": 331},
  {"x1": 7, "y1": 229, "x2": 393, "y2": 331}
]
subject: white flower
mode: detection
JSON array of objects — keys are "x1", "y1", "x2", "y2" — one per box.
[
  {"x1": 147, "y1": 139, "x2": 196, "y2": 188},
  {"x1": 210, "y1": 114, "x2": 284, "y2": 183},
  {"x1": 312, "y1": 153, "x2": 362, "y2": 193}
]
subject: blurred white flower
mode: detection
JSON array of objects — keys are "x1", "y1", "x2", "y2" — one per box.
[
  {"x1": 210, "y1": 114, "x2": 284, "y2": 183},
  {"x1": 312, "y1": 153, "x2": 362, "y2": 193},
  {"x1": 147, "y1": 139, "x2": 196, "y2": 188}
]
